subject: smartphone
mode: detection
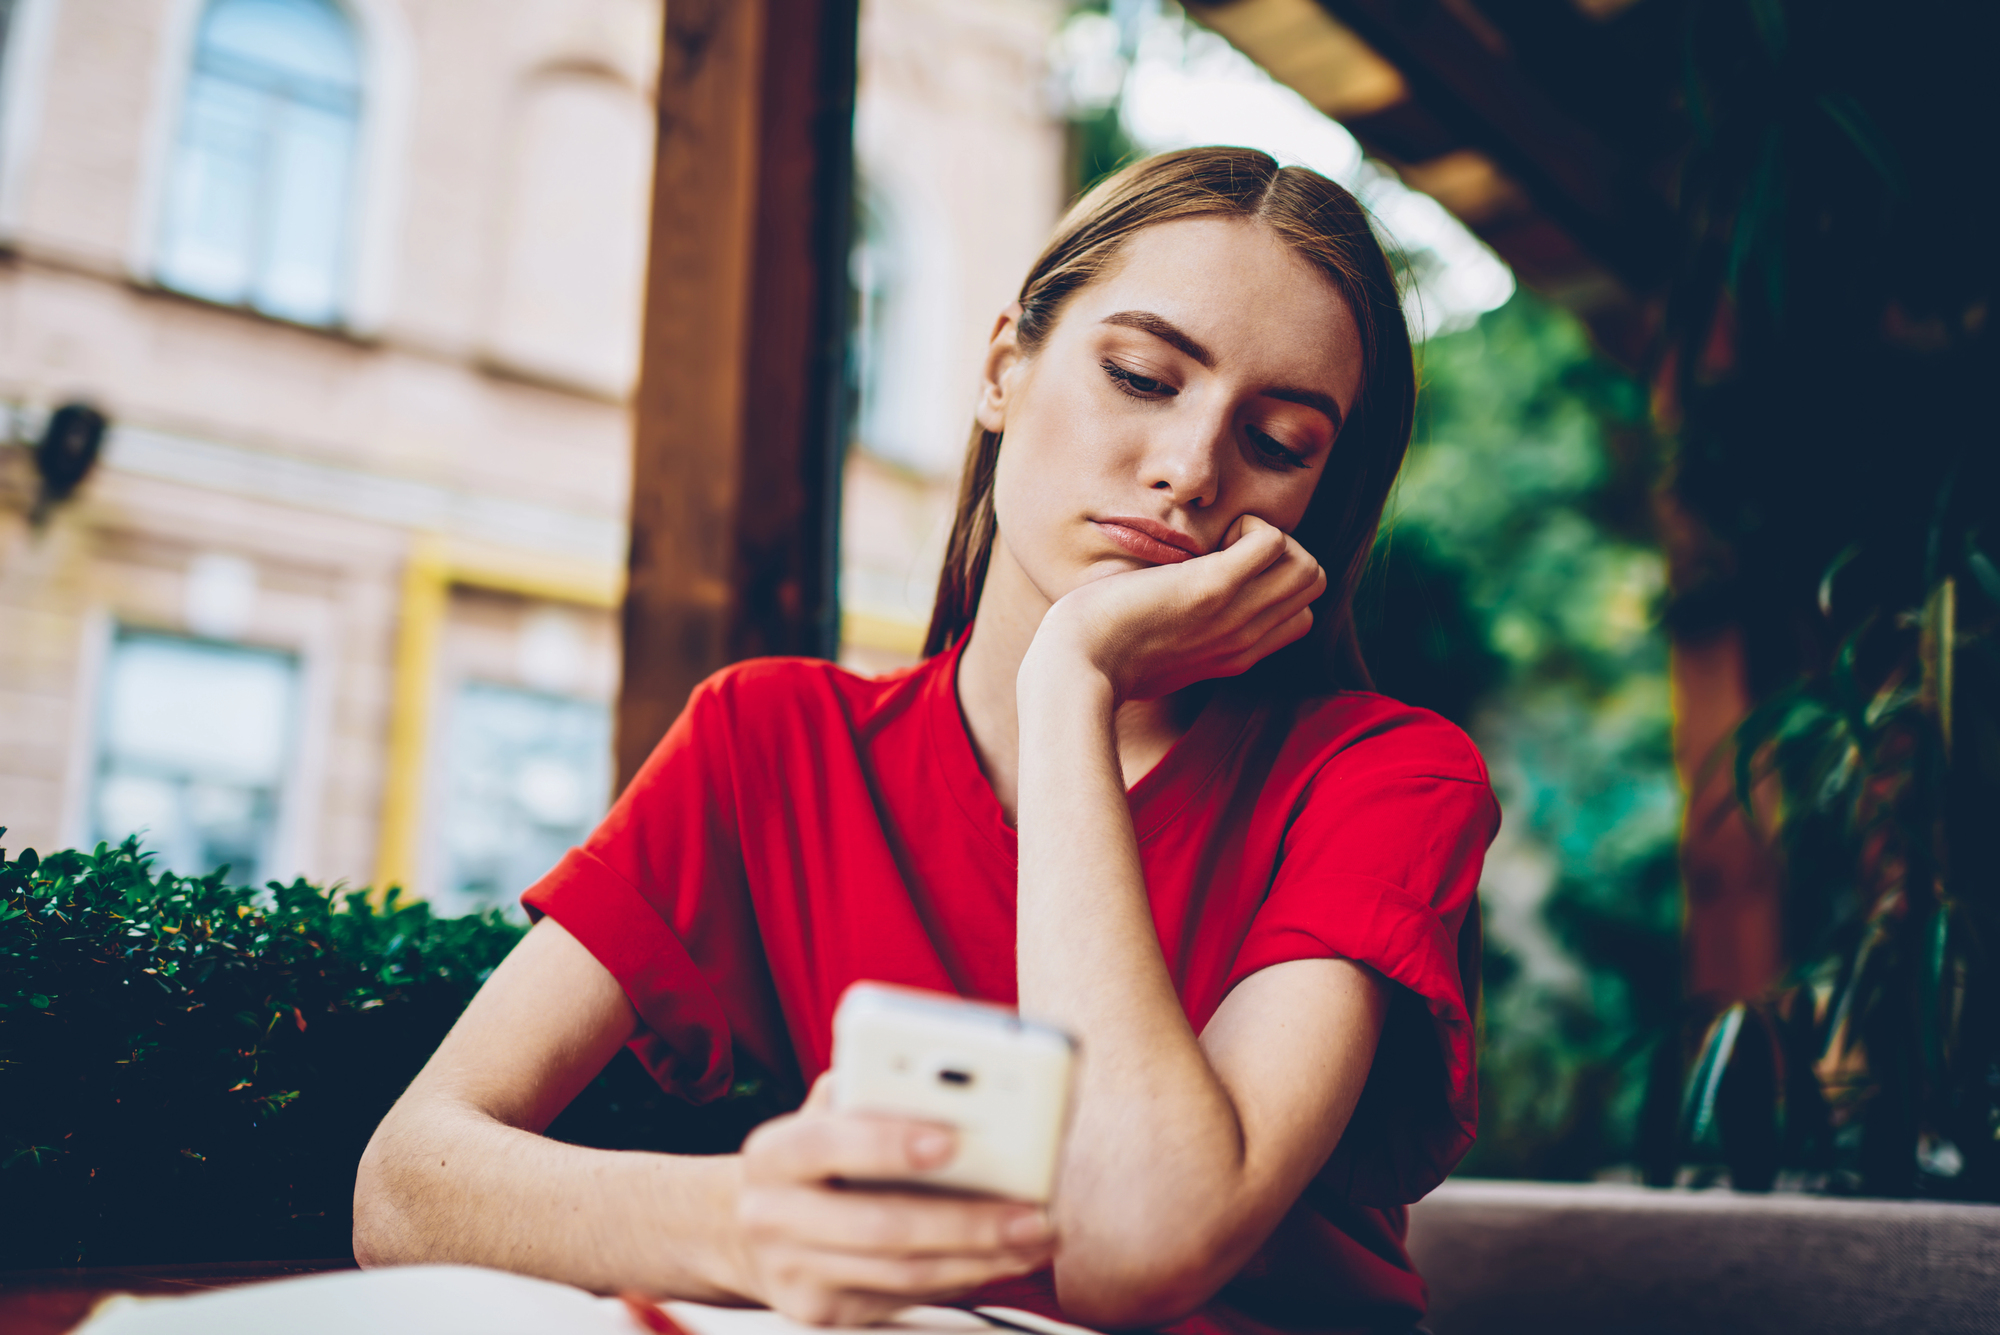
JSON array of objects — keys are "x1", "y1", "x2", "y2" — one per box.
[{"x1": 830, "y1": 982, "x2": 1077, "y2": 1204}]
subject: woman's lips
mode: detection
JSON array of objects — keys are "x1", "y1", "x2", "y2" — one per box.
[{"x1": 1093, "y1": 517, "x2": 1202, "y2": 565}]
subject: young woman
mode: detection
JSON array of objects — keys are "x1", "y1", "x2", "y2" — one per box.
[{"x1": 354, "y1": 147, "x2": 1498, "y2": 1335}]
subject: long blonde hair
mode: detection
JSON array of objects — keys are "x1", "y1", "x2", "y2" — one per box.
[{"x1": 922, "y1": 147, "x2": 1415, "y2": 695}]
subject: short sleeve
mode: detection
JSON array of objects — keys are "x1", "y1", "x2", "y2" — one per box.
[
  {"x1": 1229, "y1": 711, "x2": 1499, "y2": 1205},
  {"x1": 522, "y1": 673, "x2": 775, "y2": 1104}
]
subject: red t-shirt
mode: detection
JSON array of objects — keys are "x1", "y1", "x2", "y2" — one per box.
[{"x1": 524, "y1": 637, "x2": 1498, "y2": 1334}]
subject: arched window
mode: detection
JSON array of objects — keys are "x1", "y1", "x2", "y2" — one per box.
[
  {"x1": 155, "y1": 0, "x2": 362, "y2": 326},
  {"x1": 487, "y1": 72, "x2": 653, "y2": 395}
]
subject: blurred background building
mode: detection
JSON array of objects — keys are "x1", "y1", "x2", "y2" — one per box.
[
  {"x1": 0, "y1": 0, "x2": 655, "y2": 916},
  {"x1": 0, "y1": 0, "x2": 1105, "y2": 911}
]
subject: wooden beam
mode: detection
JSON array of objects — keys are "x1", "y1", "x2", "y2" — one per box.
[
  {"x1": 618, "y1": 0, "x2": 858, "y2": 789},
  {"x1": 1309, "y1": 0, "x2": 1676, "y2": 290}
]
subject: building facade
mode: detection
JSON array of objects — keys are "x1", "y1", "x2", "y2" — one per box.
[
  {"x1": 839, "y1": 0, "x2": 1068, "y2": 673},
  {"x1": 0, "y1": 0, "x2": 657, "y2": 913},
  {"x1": 0, "y1": 0, "x2": 1069, "y2": 910}
]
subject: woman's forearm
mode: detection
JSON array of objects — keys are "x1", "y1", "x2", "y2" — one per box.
[
  {"x1": 354, "y1": 1096, "x2": 749, "y2": 1300},
  {"x1": 1012, "y1": 658, "x2": 1260, "y2": 1325}
]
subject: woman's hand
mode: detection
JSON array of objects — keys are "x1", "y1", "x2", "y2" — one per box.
[
  {"x1": 1027, "y1": 514, "x2": 1327, "y2": 702},
  {"x1": 731, "y1": 1080, "x2": 1056, "y2": 1326}
]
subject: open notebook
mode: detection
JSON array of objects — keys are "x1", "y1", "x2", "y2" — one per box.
[{"x1": 73, "y1": 1264, "x2": 1101, "y2": 1335}]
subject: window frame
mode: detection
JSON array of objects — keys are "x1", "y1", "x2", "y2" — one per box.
[
  {"x1": 83, "y1": 622, "x2": 307, "y2": 887},
  {"x1": 128, "y1": 0, "x2": 414, "y2": 336}
]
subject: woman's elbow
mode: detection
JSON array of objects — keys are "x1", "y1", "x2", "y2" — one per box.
[
  {"x1": 351, "y1": 1120, "x2": 422, "y2": 1267},
  {"x1": 1054, "y1": 1244, "x2": 1230, "y2": 1330}
]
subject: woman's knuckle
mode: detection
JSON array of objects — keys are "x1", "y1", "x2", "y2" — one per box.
[
  {"x1": 777, "y1": 1288, "x2": 839, "y2": 1328},
  {"x1": 856, "y1": 1201, "x2": 912, "y2": 1249},
  {"x1": 741, "y1": 1118, "x2": 783, "y2": 1160},
  {"x1": 892, "y1": 1255, "x2": 949, "y2": 1290},
  {"x1": 738, "y1": 1188, "x2": 789, "y2": 1237}
]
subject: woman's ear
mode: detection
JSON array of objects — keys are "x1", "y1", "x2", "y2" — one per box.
[{"x1": 975, "y1": 302, "x2": 1026, "y2": 434}]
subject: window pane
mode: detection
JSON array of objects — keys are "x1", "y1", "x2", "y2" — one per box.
[
  {"x1": 254, "y1": 98, "x2": 354, "y2": 324},
  {"x1": 92, "y1": 631, "x2": 299, "y2": 886},
  {"x1": 201, "y1": 0, "x2": 359, "y2": 92},
  {"x1": 438, "y1": 682, "x2": 611, "y2": 918},
  {"x1": 155, "y1": 74, "x2": 266, "y2": 305},
  {"x1": 158, "y1": 0, "x2": 361, "y2": 325}
]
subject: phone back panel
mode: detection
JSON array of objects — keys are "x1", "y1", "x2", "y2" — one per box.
[{"x1": 831, "y1": 983, "x2": 1075, "y2": 1203}]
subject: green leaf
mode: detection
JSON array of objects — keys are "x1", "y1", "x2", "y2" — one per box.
[
  {"x1": 1921, "y1": 903, "x2": 1948, "y2": 1085},
  {"x1": 1746, "y1": 0, "x2": 1787, "y2": 60},
  {"x1": 1817, "y1": 94, "x2": 1907, "y2": 202},
  {"x1": 1683, "y1": 1004, "x2": 1745, "y2": 1150},
  {"x1": 1965, "y1": 536, "x2": 2000, "y2": 606},
  {"x1": 1818, "y1": 545, "x2": 1861, "y2": 618}
]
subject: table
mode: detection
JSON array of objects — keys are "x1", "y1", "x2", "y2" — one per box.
[{"x1": 0, "y1": 1258, "x2": 354, "y2": 1335}]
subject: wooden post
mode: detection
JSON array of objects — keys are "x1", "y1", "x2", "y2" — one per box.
[{"x1": 618, "y1": 0, "x2": 858, "y2": 789}]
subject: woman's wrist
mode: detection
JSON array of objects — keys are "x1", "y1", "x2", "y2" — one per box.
[
  {"x1": 1017, "y1": 604, "x2": 1119, "y2": 719},
  {"x1": 637, "y1": 1149, "x2": 759, "y2": 1304},
  {"x1": 1016, "y1": 644, "x2": 1116, "y2": 728},
  {"x1": 708, "y1": 1153, "x2": 761, "y2": 1304}
]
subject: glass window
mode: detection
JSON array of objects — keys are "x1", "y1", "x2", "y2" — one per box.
[
  {"x1": 92, "y1": 629, "x2": 300, "y2": 886},
  {"x1": 436, "y1": 681, "x2": 611, "y2": 918},
  {"x1": 155, "y1": 0, "x2": 362, "y2": 326}
]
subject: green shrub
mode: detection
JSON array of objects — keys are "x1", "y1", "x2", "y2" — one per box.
[{"x1": 0, "y1": 834, "x2": 785, "y2": 1266}]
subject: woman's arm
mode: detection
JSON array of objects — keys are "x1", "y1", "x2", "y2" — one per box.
[
  {"x1": 355, "y1": 918, "x2": 1052, "y2": 1323},
  {"x1": 354, "y1": 918, "x2": 742, "y2": 1293},
  {"x1": 1014, "y1": 518, "x2": 1391, "y2": 1328}
]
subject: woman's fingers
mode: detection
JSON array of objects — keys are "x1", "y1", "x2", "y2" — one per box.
[
  {"x1": 740, "y1": 1182, "x2": 1051, "y2": 1258},
  {"x1": 766, "y1": 1243, "x2": 1046, "y2": 1303},
  {"x1": 1209, "y1": 515, "x2": 1291, "y2": 582},
  {"x1": 736, "y1": 1105, "x2": 1056, "y2": 1321},
  {"x1": 1238, "y1": 551, "x2": 1326, "y2": 628},
  {"x1": 758, "y1": 1239, "x2": 1049, "y2": 1329},
  {"x1": 1044, "y1": 509, "x2": 1326, "y2": 696},
  {"x1": 743, "y1": 1109, "x2": 956, "y2": 1186},
  {"x1": 1215, "y1": 538, "x2": 1323, "y2": 634}
]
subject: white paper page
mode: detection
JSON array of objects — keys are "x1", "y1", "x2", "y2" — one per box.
[{"x1": 74, "y1": 1264, "x2": 1104, "y2": 1335}]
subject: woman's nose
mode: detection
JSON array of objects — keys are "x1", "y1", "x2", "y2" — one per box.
[{"x1": 1145, "y1": 421, "x2": 1224, "y2": 510}]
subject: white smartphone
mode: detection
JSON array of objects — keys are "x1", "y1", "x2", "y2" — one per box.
[{"x1": 830, "y1": 982, "x2": 1077, "y2": 1204}]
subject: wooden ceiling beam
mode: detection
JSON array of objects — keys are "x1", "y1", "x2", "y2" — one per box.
[{"x1": 1310, "y1": 0, "x2": 1675, "y2": 290}]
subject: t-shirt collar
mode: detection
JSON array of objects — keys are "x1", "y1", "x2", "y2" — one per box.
[{"x1": 921, "y1": 628, "x2": 1254, "y2": 855}]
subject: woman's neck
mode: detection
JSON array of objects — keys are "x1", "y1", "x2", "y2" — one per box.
[{"x1": 955, "y1": 538, "x2": 1190, "y2": 823}]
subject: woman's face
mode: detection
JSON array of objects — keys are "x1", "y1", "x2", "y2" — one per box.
[{"x1": 980, "y1": 216, "x2": 1364, "y2": 607}]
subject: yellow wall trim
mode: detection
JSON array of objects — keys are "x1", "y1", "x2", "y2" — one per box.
[
  {"x1": 372, "y1": 535, "x2": 622, "y2": 901},
  {"x1": 840, "y1": 609, "x2": 927, "y2": 657}
]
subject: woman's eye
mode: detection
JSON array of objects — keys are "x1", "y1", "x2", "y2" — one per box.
[
  {"x1": 1101, "y1": 360, "x2": 1171, "y2": 399},
  {"x1": 1248, "y1": 425, "x2": 1309, "y2": 470}
]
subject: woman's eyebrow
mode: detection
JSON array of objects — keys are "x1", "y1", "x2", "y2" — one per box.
[
  {"x1": 1102, "y1": 310, "x2": 1214, "y2": 367},
  {"x1": 1102, "y1": 309, "x2": 1346, "y2": 434}
]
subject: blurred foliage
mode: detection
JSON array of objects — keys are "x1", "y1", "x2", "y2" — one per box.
[
  {"x1": 1358, "y1": 291, "x2": 1681, "y2": 1180},
  {"x1": 1066, "y1": 103, "x2": 1140, "y2": 200},
  {"x1": 0, "y1": 834, "x2": 787, "y2": 1265},
  {"x1": 1657, "y1": 0, "x2": 1997, "y2": 1199},
  {"x1": 1056, "y1": 0, "x2": 1141, "y2": 197}
]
